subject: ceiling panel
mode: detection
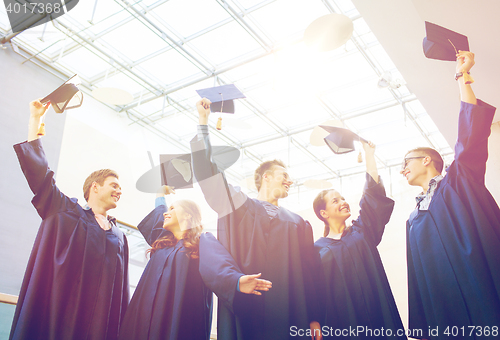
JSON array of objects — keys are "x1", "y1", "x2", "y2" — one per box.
[{"x1": 3, "y1": 0, "x2": 450, "y2": 190}]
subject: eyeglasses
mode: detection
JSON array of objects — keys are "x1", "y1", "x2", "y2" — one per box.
[{"x1": 401, "y1": 156, "x2": 426, "y2": 171}]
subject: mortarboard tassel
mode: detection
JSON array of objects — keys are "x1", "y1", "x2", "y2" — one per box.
[
  {"x1": 37, "y1": 123, "x2": 46, "y2": 136},
  {"x1": 463, "y1": 72, "x2": 474, "y2": 85},
  {"x1": 448, "y1": 38, "x2": 474, "y2": 84},
  {"x1": 357, "y1": 150, "x2": 363, "y2": 163},
  {"x1": 216, "y1": 93, "x2": 224, "y2": 131}
]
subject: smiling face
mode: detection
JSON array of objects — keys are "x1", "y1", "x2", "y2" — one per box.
[
  {"x1": 94, "y1": 176, "x2": 122, "y2": 210},
  {"x1": 320, "y1": 190, "x2": 351, "y2": 223},
  {"x1": 265, "y1": 165, "x2": 293, "y2": 199},
  {"x1": 162, "y1": 202, "x2": 192, "y2": 232},
  {"x1": 162, "y1": 204, "x2": 180, "y2": 231},
  {"x1": 400, "y1": 152, "x2": 429, "y2": 187}
]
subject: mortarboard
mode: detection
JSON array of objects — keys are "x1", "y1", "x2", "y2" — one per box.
[
  {"x1": 160, "y1": 154, "x2": 193, "y2": 189},
  {"x1": 303, "y1": 13, "x2": 353, "y2": 52},
  {"x1": 41, "y1": 74, "x2": 83, "y2": 113},
  {"x1": 135, "y1": 146, "x2": 241, "y2": 193},
  {"x1": 423, "y1": 21, "x2": 469, "y2": 61},
  {"x1": 319, "y1": 125, "x2": 367, "y2": 154},
  {"x1": 196, "y1": 84, "x2": 246, "y2": 130},
  {"x1": 195, "y1": 84, "x2": 246, "y2": 114}
]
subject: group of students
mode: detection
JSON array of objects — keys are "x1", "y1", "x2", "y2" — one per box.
[{"x1": 9, "y1": 51, "x2": 500, "y2": 340}]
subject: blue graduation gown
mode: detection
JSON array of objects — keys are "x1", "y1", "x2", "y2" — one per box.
[
  {"x1": 11, "y1": 139, "x2": 129, "y2": 340},
  {"x1": 191, "y1": 133, "x2": 323, "y2": 340},
  {"x1": 315, "y1": 174, "x2": 404, "y2": 339},
  {"x1": 407, "y1": 100, "x2": 500, "y2": 339},
  {"x1": 118, "y1": 205, "x2": 212, "y2": 340}
]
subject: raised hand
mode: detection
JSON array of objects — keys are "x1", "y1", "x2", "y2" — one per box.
[
  {"x1": 157, "y1": 185, "x2": 176, "y2": 197},
  {"x1": 456, "y1": 50, "x2": 475, "y2": 73},
  {"x1": 196, "y1": 98, "x2": 211, "y2": 125},
  {"x1": 29, "y1": 99, "x2": 50, "y2": 119}
]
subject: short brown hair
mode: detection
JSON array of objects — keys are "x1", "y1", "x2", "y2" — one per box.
[
  {"x1": 83, "y1": 169, "x2": 119, "y2": 201},
  {"x1": 405, "y1": 147, "x2": 444, "y2": 173},
  {"x1": 254, "y1": 159, "x2": 286, "y2": 192}
]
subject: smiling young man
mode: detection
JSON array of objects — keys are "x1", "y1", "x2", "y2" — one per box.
[
  {"x1": 403, "y1": 51, "x2": 500, "y2": 339},
  {"x1": 191, "y1": 98, "x2": 323, "y2": 340},
  {"x1": 10, "y1": 99, "x2": 129, "y2": 340}
]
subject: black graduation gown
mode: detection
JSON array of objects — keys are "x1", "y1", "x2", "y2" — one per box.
[
  {"x1": 314, "y1": 174, "x2": 405, "y2": 339},
  {"x1": 11, "y1": 139, "x2": 129, "y2": 340},
  {"x1": 407, "y1": 100, "x2": 500, "y2": 339},
  {"x1": 191, "y1": 132, "x2": 323, "y2": 340},
  {"x1": 118, "y1": 205, "x2": 212, "y2": 340}
]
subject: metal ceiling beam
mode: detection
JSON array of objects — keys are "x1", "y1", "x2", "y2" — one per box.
[
  {"x1": 118, "y1": 0, "x2": 213, "y2": 74},
  {"x1": 85, "y1": 0, "x2": 276, "y2": 85},
  {"x1": 216, "y1": 0, "x2": 273, "y2": 51}
]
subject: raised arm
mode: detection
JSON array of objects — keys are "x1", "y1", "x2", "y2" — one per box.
[
  {"x1": 155, "y1": 185, "x2": 175, "y2": 208},
  {"x1": 453, "y1": 51, "x2": 497, "y2": 181},
  {"x1": 137, "y1": 186, "x2": 175, "y2": 245},
  {"x1": 456, "y1": 51, "x2": 476, "y2": 105},
  {"x1": 28, "y1": 99, "x2": 50, "y2": 142},
  {"x1": 355, "y1": 173, "x2": 395, "y2": 246},
  {"x1": 190, "y1": 99, "x2": 247, "y2": 217},
  {"x1": 362, "y1": 140, "x2": 378, "y2": 184},
  {"x1": 14, "y1": 100, "x2": 75, "y2": 219}
]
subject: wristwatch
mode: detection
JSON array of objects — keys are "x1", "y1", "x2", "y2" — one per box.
[{"x1": 455, "y1": 71, "x2": 470, "y2": 81}]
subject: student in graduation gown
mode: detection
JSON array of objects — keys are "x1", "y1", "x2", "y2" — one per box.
[
  {"x1": 313, "y1": 141, "x2": 405, "y2": 339},
  {"x1": 10, "y1": 99, "x2": 129, "y2": 340},
  {"x1": 118, "y1": 185, "x2": 213, "y2": 340},
  {"x1": 403, "y1": 51, "x2": 500, "y2": 339},
  {"x1": 190, "y1": 98, "x2": 323, "y2": 340}
]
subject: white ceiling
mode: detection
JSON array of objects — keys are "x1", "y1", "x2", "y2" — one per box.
[
  {"x1": 1, "y1": 0, "x2": 471, "y2": 191},
  {"x1": 352, "y1": 0, "x2": 500, "y2": 146}
]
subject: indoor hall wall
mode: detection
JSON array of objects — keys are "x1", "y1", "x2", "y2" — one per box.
[
  {"x1": 0, "y1": 48, "x2": 219, "y2": 297},
  {"x1": 54, "y1": 96, "x2": 218, "y2": 228},
  {"x1": 0, "y1": 49, "x2": 67, "y2": 295}
]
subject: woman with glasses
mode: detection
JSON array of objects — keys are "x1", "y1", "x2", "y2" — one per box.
[{"x1": 313, "y1": 141, "x2": 406, "y2": 339}]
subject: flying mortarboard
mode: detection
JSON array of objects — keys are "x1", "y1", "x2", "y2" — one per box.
[
  {"x1": 135, "y1": 146, "x2": 241, "y2": 193},
  {"x1": 423, "y1": 21, "x2": 469, "y2": 61},
  {"x1": 319, "y1": 125, "x2": 367, "y2": 154},
  {"x1": 160, "y1": 154, "x2": 193, "y2": 189},
  {"x1": 41, "y1": 74, "x2": 84, "y2": 113},
  {"x1": 36, "y1": 74, "x2": 83, "y2": 136},
  {"x1": 196, "y1": 84, "x2": 246, "y2": 130}
]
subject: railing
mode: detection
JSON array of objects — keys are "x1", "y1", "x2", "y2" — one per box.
[
  {"x1": 0, "y1": 293, "x2": 18, "y2": 339},
  {"x1": 0, "y1": 293, "x2": 18, "y2": 305}
]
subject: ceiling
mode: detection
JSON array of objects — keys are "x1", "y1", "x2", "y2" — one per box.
[
  {"x1": 1, "y1": 0, "x2": 461, "y2": 191},
  {"x1": 352, "y1": 0, "x2": 500, "y2": 146}
]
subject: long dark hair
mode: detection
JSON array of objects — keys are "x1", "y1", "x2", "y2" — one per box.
[
  {"x1": 313, "y1": 189, "x2": 336, "y2": 237},
  {"x1": 147, "y1": 200, "x2": 203, "y2": 259}
]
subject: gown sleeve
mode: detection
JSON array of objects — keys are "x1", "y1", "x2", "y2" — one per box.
[
  {"x1": 137, "y1": 205, "x2": 169, "y2": 246},
  {"x1": 13, "y1": 139, "x2": 77, "y2": 220},
  {"x1": 354, "y1": 173, "x2": 395, "y2": 246},
  {"x1": 190, "y1": 125, "x2": 247, "y2": 218},
  {"x1": 198, "y1": 232, "x2": 243, "y2": 312},
  {"x1": 453, "y1": 100, "x2": 496, "y2": 183}
]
